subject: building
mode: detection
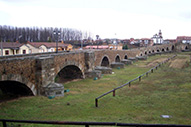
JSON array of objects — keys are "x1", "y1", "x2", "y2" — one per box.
[
  {"x1": 176, "y1": 36, "x2": 191, "y2": 44},
  {"x1": 0, "y1": 42, "x2": 73, "y2": 56},
  {"x1": 28, "y1": 42, "x2": 73, "y2": 53},
  {"x1": 152, "y1": 30, "x2": 163, "y2": 44},
  {"x1": 0, "y1": 42, "x2": 31, "y2": 56},
  {"x1": 140, "y1": 38, "x2": 154, "y2": 47},
  {"x1": 163, "y1": 39, "x2": 176, "y2": 44},
  {"x1": 84, "y1": 44, "x2": 123, "y2": 50}
]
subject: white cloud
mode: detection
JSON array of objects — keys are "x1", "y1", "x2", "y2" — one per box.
[{"x1": 0, "y1": 0, "x2": 191, "y2": 39}]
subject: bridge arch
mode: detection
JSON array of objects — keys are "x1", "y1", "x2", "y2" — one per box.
[
  {"x1": 185, "y1": 46, "x2": 188, "y2": 50},
  {"x1": 171, "y1": 45, "x2": 175, "y2": 51},
  {"x1": 115, "y1": 55, "x2": 121, "y2": 62},
  {"x1": 101, "y1": 56, "x2": 110, "y2": 67},
  {"x1": 139, "y1": 52, "x2": 143, "y2": 56},
  {"x1": 55, "y1": 63, "x2": 84, "y2": 83},
  {"x1": 166, "y1": 47, "x2": 169, "y2": 51},
  {"x1": 161, "y1": 48, "x2": 165, "y2": 52},
  {"x1": 0, "y1": 80, "x2": 34, "y2": 98},
  {"x1": 148, "y1": 50, "x2": 152, "y2": 54},
  {"x1": 157, "y1": 49, "x2": 160, "y2": 52},
  {"x1": 0, "y1": 74, "x2": 36, "y2": 97},
  {"x1": 144, "y1": 51, "x2": 147, "y2": 55},
  {"x1": 124, "y1": 54, "x2": 128, "y2": 59}
]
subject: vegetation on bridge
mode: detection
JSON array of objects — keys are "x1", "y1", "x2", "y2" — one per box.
[{"x1": 0, "y1": 52, "x2": 191, "y2": 126}]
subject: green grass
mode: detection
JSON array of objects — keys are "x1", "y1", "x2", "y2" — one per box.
[{"x1": 0, "y1": 53, "x2": 191, "y2": 126}]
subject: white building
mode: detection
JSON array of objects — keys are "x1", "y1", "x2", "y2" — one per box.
[{"x1": 152, "y1": 30, "x2": 163, "y2": 44}]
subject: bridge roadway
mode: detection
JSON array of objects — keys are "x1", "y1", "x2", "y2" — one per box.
[{"x1": 0, "y1": 43, "x2": 189, "y2": 96}]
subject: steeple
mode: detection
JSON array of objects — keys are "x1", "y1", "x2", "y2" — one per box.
[{"x1": 159, "y1": 30, "x2": 162, "y2": 37}]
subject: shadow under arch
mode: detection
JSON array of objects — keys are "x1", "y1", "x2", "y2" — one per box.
[
  {"x1": 115, "y1": 55, "x2": 120, "y2": 62},
  {"x1": 55, "y1": 65, "x2": 84, "y2": 83},
  {"x1": 171, "y1": 45, "x2": 175, "y2": 51},
  {"x1": 166, "y1": 47, "x2": 169, "y2": 51},
  {"x1": 124, "y1": 55, "x2": 128, "y2": 59},
  {"x1": 101, "y1": 56, "x2": 110, "y2": 67},
  {"x1": 0, "y1": 80, "x2": 34, "y2": 101}
]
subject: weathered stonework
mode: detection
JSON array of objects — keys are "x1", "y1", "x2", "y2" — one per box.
[
  {"x1": 111, "y1": 62, "x2": 125, "y2": 68},
  {"x1": 0, "y1": 43, "x2": 189, "y2": 96}
]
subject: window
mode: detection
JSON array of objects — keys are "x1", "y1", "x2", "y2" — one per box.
[
  {"x1": 23, "y1": 50, "x2": 26, "y2": 54},
  {"x1": 29, "y1": 49, "x2": 32, "y2": 54},
  {"x1": 5, "y1": 50, "x2": 9, "y2": 55}
]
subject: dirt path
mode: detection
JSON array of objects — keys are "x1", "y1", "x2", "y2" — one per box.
[{"x1": 169, "y1": 59, "x2": 188, "y2": 69}]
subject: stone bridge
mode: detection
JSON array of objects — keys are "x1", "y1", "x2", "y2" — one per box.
[{"x1": 0, "y1": 43, "x2": 190, "y2": 96}]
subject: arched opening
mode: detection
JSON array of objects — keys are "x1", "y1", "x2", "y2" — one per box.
[
  {"x1": 157, "y1": 49, "x2": 160, "y2": 52},
  {"x1": 162, "y1": 49, "x2": 165, "y2": 52},
  {"x1": 124, "y1": 55, "x2": 128, "y2": 59},
  {"x1": 149, "y1": 51, "x2": 151, "y2": 54},
  {"x1": 152, "y1": 50, "x2": 155, "y2": 53},
  {"x1": 0, "y1": 81, "x2": 33, "y2": 102},
  {"x1": 140, "y1": 54, "x2": 143, "y2": 56},
  {"x1": 185, "y1": 46, "x2": 188, "y2": 50},
  {"x1": 145, "y1": 51, "x2": 147, "y2": 55},
  {"x1": 101, "y1": 56, "x2": 110, "y2": 67},
  {"x1": 172, "y1": 45, "x2": 175, "y2": 51},
  {"x1": 115, "y1": 55, "x2": 120, "y2": 62},
  {"x1": 56, "y1": 65, "x2": 83, "y2": 83},
  {"x1": 166, "y1": 47, "x2": 169, "y2": 51}
]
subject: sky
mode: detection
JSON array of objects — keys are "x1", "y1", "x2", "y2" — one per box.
[{"x1": 0, "y1": 0, "x2": 191, "y2": 39}]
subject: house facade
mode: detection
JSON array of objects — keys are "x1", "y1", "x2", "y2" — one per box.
[
  {"x1": 0, "y1": 42, "x2": 73, "y2": 56},
  {"x1": 176, "y1": 36, "x2": 191, "y2": 44},
  {"x1": 0, "y1": 42, "x2": 30, "y2": 56}
]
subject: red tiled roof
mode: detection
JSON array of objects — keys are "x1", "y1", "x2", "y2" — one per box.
[
  {"x1": 28, "y1": 42, "x2": 69, "y2": 48},
  {"x1": 141, "y1": 38, "x2": 152, "y2": 40},
  {"x1": 177, "y1": 36, "x2": 191, "y2": 40},
  {"x1": 1, "y1": 42, "x2": 23, "y2": 49},
  {"x1": 85, "y1": 45, "x2": 109, "y2": 49}
]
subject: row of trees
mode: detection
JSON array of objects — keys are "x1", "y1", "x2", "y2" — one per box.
[{"x1": 0, "y1": 25, "x2": 93, "y2": 43}]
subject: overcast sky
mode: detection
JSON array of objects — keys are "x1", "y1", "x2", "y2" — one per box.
[{"x1": 0, "y1": 0, "x2": 191, "y2": 39}]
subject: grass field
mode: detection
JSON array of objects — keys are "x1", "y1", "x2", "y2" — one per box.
[{"x1": 0, "y1": 52, "x2": 191, "y2": 127}]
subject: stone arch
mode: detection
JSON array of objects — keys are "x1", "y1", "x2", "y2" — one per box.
[
  {"x1": 101, "y1": 56, "x2": 110, "y2": 67},
  {"x1": 171, "y1": 45, "x2": 175, "y2": 51},
  {"x1": 145, "y1": 51, "x2": 147, "y2": 55},
  {"x1": 0, "y1": 74, "x2": 36, "y2": 96},
  {"x1": 124, "y1": 55, "x2": 128, "y2": 59},
  {"x1": 166, "y1": 47, "x2": 169, "y2": 51},
  {"x1": 185, "y1": 46, "x2": 188, "y2": 50},
  {"x1": 162, "y1": 48, "x2": 165, "y2": 52},
  {"x1": 115, "y1": 55, "x2": 121, "y2": 62},
  {"x1": 55, "y1": 65, "x2": 84, "y2": 83},
  {"x1": 148, "y1": 50, "x2": 151, "y2": 54},
  {"x1": 139, "y1": 52, "x2": 143, "y2": 56},
  {"x1": 0, "y1": 80, "x2": 34, "y2": 97},
  {"x1": 157, "y1": 49, "x2": 160, "y2": 52},
  {"x1": 152, "y1": 50, "x2": 155, "y2": 53}
]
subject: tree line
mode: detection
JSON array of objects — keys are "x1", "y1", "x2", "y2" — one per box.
[{"x1": 0, "y1": 25, "x2": 93, "y2": 43}]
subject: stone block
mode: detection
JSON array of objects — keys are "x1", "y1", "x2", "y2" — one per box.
[
  {"x1": 111, "y1": 62, "x2": 125, "y2": 68},
  {"x1": 121, "y1": 59, "x2": 133, "y2": 65},
  {"x1": 43, "y1": 83, "x2": 64, "y2": 97},
  {"x1": 95, "y1": 66, "x2": 112, "y2": 74},
  {"x1": 128, "y1": 57, "x2": 138, "y2": 62},
  {"x1": 85, "y1": 70, "x2": 102, "y2": 78},
  {"x1": 136, "y1": 56, "x2": 147, "y2": 60}
]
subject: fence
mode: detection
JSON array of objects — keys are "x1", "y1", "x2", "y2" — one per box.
[
  {"x1": 1, "y1": 119, "x2": 191, "y2": 127},
  {"x1": 95, "y1": 55, "x2": 177, "y2": 107}
]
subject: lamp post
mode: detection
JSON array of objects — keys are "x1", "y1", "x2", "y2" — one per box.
[{"x1": 53, "y1": 30, "x2": 60, "y2": 53}]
